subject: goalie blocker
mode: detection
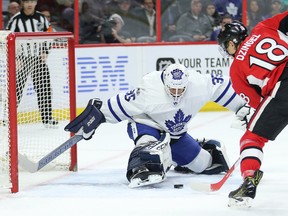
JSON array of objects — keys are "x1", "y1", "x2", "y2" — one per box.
[{"x1": 65, "y1": 98, "x2": 106, "y2": 140}]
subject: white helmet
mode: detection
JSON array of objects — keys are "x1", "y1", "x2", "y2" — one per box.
[{"x1": 163, "y1": 63, "x2": 189, "y2": 105}]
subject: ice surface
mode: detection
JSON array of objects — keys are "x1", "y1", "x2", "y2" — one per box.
[{"x1": 1, "y1": 111, "x2": 288, "y2": 216}]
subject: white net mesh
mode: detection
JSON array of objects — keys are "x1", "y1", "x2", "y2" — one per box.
[
  {"x1": 0, "y1": 31, "x2": 75, "y2": 190},
  {"x1": 0, "y1": 31, "x2": 11, "y2": 189}
]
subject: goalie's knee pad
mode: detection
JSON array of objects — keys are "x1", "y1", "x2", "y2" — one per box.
[
  {"x1": 200, "y1": 139, "x2": 230, "y2": 174},
  {"x1": 126, "y1": 133, "x2": 172, "y2": 182},
  {"x1": 182, "y1": 148, "x2": 212, "y2": 173}
]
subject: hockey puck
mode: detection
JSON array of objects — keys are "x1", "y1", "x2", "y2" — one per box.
[{"x1": 174, "y1": 184, "x2": 184, "y2": 189}]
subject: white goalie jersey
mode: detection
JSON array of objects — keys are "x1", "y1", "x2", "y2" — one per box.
[{"x1": 100, "y1": 70, "x2": 245, "y2": 138}]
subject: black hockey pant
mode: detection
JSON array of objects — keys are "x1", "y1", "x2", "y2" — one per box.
[{"x1": 16, "y1": 56, "x2": 53, "y2": 122}]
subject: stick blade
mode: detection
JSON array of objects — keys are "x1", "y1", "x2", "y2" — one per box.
[
  {"x1": 190, "y1": 158, "x2": 241, "y2": 193},
  {"x1": 190, "y1": 182, "x2": 213, "y2": 192},
  {"x1": 18, "y1": 153, "x2": 38, "y2": 173}
]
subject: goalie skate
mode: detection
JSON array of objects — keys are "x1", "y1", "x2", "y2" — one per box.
[{"x1": 128, "y1": 167, "x2": 165, "y2": 188}]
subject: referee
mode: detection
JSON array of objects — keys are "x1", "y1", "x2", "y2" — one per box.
[{"x1": 6, "y1": 0, "x2": 58, "y2": 126}]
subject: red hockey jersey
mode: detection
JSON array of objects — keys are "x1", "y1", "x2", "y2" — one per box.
[{"x1": 230, "y1": 11, "x2": 288, "y2": 109}]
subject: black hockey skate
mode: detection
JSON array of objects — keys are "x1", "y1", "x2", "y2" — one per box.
[
  {"x1": 128, "y1": 166, "x2": 165, "y2": 188},
  {"x1": 228, "y1": 169, "x2": 263, "y2": 208},
  {"x1": 43, "y1": 118, "x2": 59, "y2": 128}
]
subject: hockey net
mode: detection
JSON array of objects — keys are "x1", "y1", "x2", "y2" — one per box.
[{"x1": 0, "y1": 31, "x2": 77, "y2": 193}]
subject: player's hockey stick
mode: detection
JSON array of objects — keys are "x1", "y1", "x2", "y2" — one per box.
[
  {"x1": 190, "y1": 157, "x2": 241, "y2": 192},
  {"x1": 18, "y1": 130, "x2": 83, "y2": 173}
]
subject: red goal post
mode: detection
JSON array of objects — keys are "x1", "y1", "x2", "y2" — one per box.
[{"x1": 0, "y1": 31, "x2": 77, "y2": 193}]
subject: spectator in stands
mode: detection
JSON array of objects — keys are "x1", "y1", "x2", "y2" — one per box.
[
  {"x1": 131, "y1": 0, "x2": 157, "y2": 42},
  {"x1": 40, "y1": 8, "x2": 51, "y2": 22},
  {"x1": 263, "y1": 0, "x2": 283, "y2": 19},
  {"x1": 39, "y1": 5, "x2": 56, "y2": 32},
  {"x1": 81, "y1": 0, "x2": 106, "y2": 19},
  {"x1": 258, "y1": 0, "x2": 273, "y2": 15},
  {"x1": 99, "y1": 0, "x2": 120, "y2": 17},
  {"x1": 3, "y1": 1, "x2": 20, "y2": 28},
  {"x1": 177, "y1": 0, "x2": 191, "y2": 13},
  {"x1": 60, "y1": 0, "x2": 74, "y2": 32},
  {"x1": 100, "y1": 13, "x2": 133, "y2": 43},
  {"x1": 204, "y1": 1, "x2": 221, "y2": 28},
  {"x1": 175, "y1": 0, "x2": 213, "y2": 41},
  {"x1": 36, "y1": 1, "x2": 67, "y2": 32},
  {"x1": 133, "y1": 0, "x2": 145, "y2": 8},
  {"x1": 161, "y1": 0, "x2": 182, "y2": 41},
  {"x1": 111, "y1": 0, "x2": 139, "y2": 42},
  {"x1": 104, "y1": 0, "x2": 119, "y2": 13},
  {"x1": 210, "y1": 13, "x2": 232, "y2": 41},
  {"x1": 213, "y1": 0, "x2": 242, "y2": 21},
  {"x1": 79, "y1": 0, "x2": 105, "y2": 44},
  {"x1": 108, "y1": 0, "x2": 142, "y2": 12},
  {"x1": 247, "y1": 0, "x2": 264, "y2": 33}
]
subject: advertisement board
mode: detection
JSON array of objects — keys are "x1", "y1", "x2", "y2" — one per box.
[
  {"x1": 75, "y1": 46, "x2": 143, "y2": 107},
  {"x1": 74, "y1": 44, "x2": 232, "y2": 108},
  {"x1": 142, "y1": 44, "x2": 231, "y2": 76}
]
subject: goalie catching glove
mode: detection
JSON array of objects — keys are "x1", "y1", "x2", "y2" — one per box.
[
  {"x1": 65, "y1": 98, "x2": 106, "y2": 140},
  {"x1": 231, "y1": 104, "x2": 254, "y2": 131}
]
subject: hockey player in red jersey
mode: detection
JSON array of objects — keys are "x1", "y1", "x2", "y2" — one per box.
[{"x1": 217, "y1": 11, "x2": 288, "y2": 208}]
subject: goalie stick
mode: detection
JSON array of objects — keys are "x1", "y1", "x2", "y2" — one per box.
[
  {"x1": 18, "y1": 130, "x2": 83, "y2": 173},
  {"x1": 190, "y1": 157, "x2": 241, "y2": 192}
]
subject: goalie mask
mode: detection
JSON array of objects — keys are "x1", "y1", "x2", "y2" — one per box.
[{"x1": 163, "y1": 63, "x2": 189, "y2": 105}]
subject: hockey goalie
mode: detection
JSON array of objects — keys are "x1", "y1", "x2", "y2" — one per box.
[{"x1": 65, "y1": 63, "x2": 248, "y2": 187}]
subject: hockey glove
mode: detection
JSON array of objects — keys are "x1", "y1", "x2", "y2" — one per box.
[
  {"x1": 231, "y1": 104, "x2": 254, "y2": 131},
  {"x1": 65, "y1": 98, "x2": 106, "y2": 140}
]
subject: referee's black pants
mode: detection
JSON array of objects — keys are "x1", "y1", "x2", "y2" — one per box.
[{"x1": 16, "y1": 56, "x2": 53, "y2": 123}]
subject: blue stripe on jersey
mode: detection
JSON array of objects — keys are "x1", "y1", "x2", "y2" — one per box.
[
  {"x1": 214, "y1": 81, "x2": 231, "y2": 103},
  {"x1": 116, "y1": 95, "x2": 133, "y2": 120},
  {"x1": 223, "y1": 92, "x2": 237, "y2": 107},
  {"x1": 107, "y1": 99, "x2": 122, "y2": 122}
]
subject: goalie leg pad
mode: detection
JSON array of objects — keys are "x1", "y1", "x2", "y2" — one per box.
[
  {"x1": 64, "y1": 98, "x2": 106, "y2": 140},
  {"x1": 200, "y1": 139, "x2": 230, "y2": 175},
  {"x1": 174, "y1": 139, "x2": 230, "y2": 175},
  {"x1": 126, "y1": 145, "x2": 153, "y2": 182},
  {"x1": 126, "y1": 133, "x2": 172, "y2": 187},
  {"x1": 141, "y1": 132, "x2": 172, "y2": 173}
]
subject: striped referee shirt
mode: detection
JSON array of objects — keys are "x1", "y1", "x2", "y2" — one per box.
[
  {"x1": 6, "y1": 10, "x2": 51, "y2": 57},
  {"x1": 6, "y1": 10, "x2": 50, "y2": 32}
]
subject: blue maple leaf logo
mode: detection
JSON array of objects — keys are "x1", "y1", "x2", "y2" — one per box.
[
  {"x1": 171, "y1": 69, "x2": 184, "y2": 80},
  {"x1": 165, "y1": 109, "x2": 191, "y2": 133}
]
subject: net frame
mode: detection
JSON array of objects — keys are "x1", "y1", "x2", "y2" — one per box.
[{"x1": 0, "y1": 31, "x2": 77, "y2": 193}]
